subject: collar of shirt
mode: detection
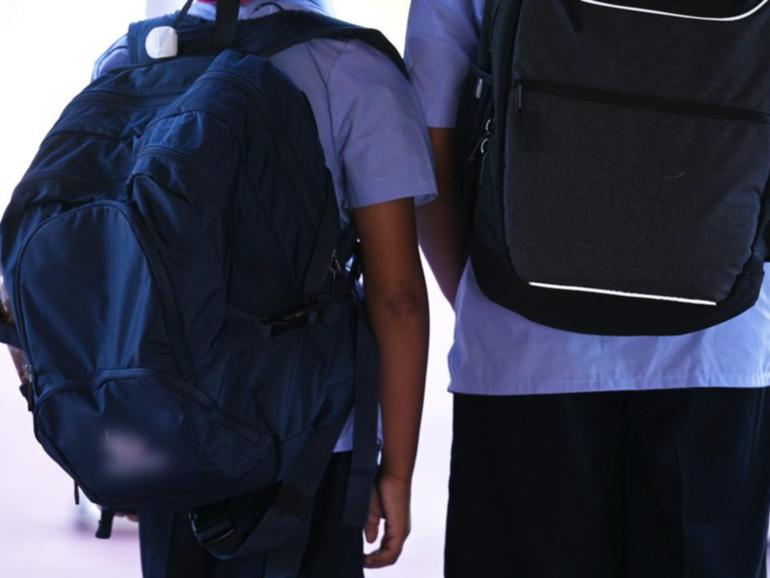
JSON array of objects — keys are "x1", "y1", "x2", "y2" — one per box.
[{"x1": 190, "y1": 0, "x2": 329, "y2": 20}]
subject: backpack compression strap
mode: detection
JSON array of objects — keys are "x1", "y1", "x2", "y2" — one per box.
[
  {"x1": 189, "y1": 300, "x2": 379, "y2": 569},
  {"x1": 476, "y1": 0, "x2": 499, "y2": 75},
  {"x1": 213, "y1": 0, "x2": 239, "y2": 50}
]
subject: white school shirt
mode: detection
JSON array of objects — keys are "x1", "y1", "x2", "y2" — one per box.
[{"x1": 406, "y1": 0, "x2": 770, "y2": 396}]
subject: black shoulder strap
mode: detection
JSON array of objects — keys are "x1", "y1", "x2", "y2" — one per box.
[
  {"x1": 241, "y1": 11, "x2": 406, "y2": 75},
  {"x1": 477, "y1": 0, "x2": 500, "y2": 73},
  {"x1": 214, "y1": 0, "x2": 240, "y2": 49},
  {"x1": 128, "y1": 10, "x2": 406, "y2": 77}
]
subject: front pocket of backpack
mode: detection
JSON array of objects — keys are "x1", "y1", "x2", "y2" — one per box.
[
  {"x1": 504, "y1": 81, "x2": 770, "y2": 305},
  {"x1": 34, "y1": 369, "x2": 272, "y2": 508}
]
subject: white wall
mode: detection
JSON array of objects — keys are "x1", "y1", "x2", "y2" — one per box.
[{"x1": 0, "y1": 0, "x2": 147, "y2": 206}]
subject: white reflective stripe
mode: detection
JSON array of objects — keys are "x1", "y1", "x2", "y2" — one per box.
[
  {"x1": 579, "y1": 0, "x2": 769, "y2": 22},
  {"x1": 529, "y1": 282, "x2": 719, "y2": 306}
]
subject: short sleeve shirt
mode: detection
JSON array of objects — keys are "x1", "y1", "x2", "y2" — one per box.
[
  {"x1": 406, "y1": 0, "x2": 770, "y2": 396},
  {"x1": 95, "y1": 0, "x2": 437, "y2": 449}
]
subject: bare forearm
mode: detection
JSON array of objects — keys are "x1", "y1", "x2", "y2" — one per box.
[
  {"x1": 367, "y1": 282, "x2": 430, "y2": 483},
  {"x1": 417, "y1": 127, "x2": 467, "y2": 306},
  {"x1": 353, "y1": 199, "x2": 430, "y2": 484}
]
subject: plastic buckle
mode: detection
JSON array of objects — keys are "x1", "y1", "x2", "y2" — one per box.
[
  {"x1": 329, "y1": 250, "x2": 344, "y2": 280},
  {"x1": 95, "y1": 509, "x2": 116, "y2": 540},
  {"x1": 189, "y1": 504, "x2": 237, "y2": 548},
  {"x1": 18, "y1": 381, "x2": 33, "y2": 412}
]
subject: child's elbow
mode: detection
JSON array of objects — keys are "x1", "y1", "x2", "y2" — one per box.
[{"x1": 375, "y1": 285, "x2": 429, "y2": 322}]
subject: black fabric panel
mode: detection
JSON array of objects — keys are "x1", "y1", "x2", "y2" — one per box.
[
  {"x1": 213, "y1": 0, "x2": 239, "y2": 49},
  {"x1": 446, "y1": 388, "x2": 770, "y2": 578},
  {"x1": 468, "y1": 0, "x2": 770, "y2": 334}
]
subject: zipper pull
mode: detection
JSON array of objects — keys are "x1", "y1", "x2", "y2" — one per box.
[
  {"x1": 475, "y1": 77, "x2": 485, "y2": 100},
  {"x1": 474, "y1": 118, "x2": 495, "y2": 189},
  {"x1": 468, "y1": 118, "x2": 494, "y2": 162},
  {"x1": 328, "y1": 250, "x2": 343, "y2": 281},
  {"x1": 515, "y1": 82, "x2": 529, "y2": 150},
  {"x1": 480, "y1": 118, "x2": 494, "y2": 157}
]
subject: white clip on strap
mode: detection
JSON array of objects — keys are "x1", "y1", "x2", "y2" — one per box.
[{"x1": 146, "y1": 26, "x2": 179, "y2": 59}]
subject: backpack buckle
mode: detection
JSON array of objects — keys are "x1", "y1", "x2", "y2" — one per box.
[
  {"x1": 329, "y1": 250, "x2": 344, "y2": 280},
  {"x1": 189, "y1": 503, "x2": 237, "y2": 548},
  {"x1": 18, "y1": 380, "x2": 33, "y2": 412}
]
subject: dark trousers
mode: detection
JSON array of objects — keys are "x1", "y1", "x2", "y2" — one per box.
[
  {"x1": 446, "y1": 388, "x2": 770, "y2": 578},
  {"x1": 139, "y1": 453, "x2": 364, "y2": 578}
]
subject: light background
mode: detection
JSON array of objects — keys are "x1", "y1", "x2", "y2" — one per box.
[{"x1": 0, "y1": 1, "x2": 454, "y2": 577}]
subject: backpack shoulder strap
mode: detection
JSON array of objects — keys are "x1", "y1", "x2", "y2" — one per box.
[
  {"x1": 127, "y1": 10, "x2": 406, "y2": 77},
  {"x1": 477, "y1": 0, "x2": 500, "y2": 73},
  {"x1": 243, "y1": 11, "x2": 407, "y2": 75}
]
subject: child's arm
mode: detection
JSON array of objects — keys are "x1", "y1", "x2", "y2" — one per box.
[
  {"x1": 416, "y1": 127, "x2": 467, "y2": 306},
  {"x1": 406, "y1": 0, "x2": 483, "y2": 306},
  {"x1": 353, "y1": 198, "x2": 429, "y2": 569}
]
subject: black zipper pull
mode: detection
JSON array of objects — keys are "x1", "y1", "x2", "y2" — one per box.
[
  {"x1": 73, "y1": 481, "x2": 81, "y2": 505},
  {"x1": 516, "y1": 83, "x2": 529, "y2": 150}
]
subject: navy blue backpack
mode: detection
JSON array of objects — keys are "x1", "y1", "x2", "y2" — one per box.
[{"x1": 0, "y1": 1, "x2": 403, "y2": 571}]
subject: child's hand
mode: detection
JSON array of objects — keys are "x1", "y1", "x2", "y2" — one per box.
[{"x1": 363, "y1": 475, "x2": 412, "y2": 569}]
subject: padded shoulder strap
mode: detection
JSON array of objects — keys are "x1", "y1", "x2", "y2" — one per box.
[
  {"x1": 127, "y1": 10, "x2": 406, "y2": 76},
  {"x1": 477, "y1": 0, "x2": 500, "y2": 72},
  {"x1": 244, "y1": 11, "x2": 406, "y2": 74}
]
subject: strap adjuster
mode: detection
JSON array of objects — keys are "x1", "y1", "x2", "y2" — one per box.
[
  {"x1": 190, "y1": 503, "x2": 237, "y2": 548},
  {"x1": 18, "y1": 381, "x2": 33, "y2": 412}
]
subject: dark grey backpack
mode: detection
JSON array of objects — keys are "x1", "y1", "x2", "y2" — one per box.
[{"x1": 462, "y1": 0, "x2": 770, "y2": 335}]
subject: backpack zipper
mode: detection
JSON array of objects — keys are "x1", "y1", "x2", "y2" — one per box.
[
  {"x1": 40, "y1": 91, "x2": 183, "y2": 151},
  {"x1": 73, "y1": 89, "x2": 183, "y2": 109},
  {"x1": 33, "y1": 368, "x2": 266, "y2": 445},
  {"x1": 135, "y1": 145, "x2": 224, "y2": 199},
  {"x1": 13, "y1": 201, "x2": 194, "y2": 384},
  {"x1": 199, "y1": 68, "x2": 341, "y2": 297},
  {"x1": 199, "y1": 70, "x2": 321, "y2": 217},
  {"x1": 514, "y1": 79, "x2": 770, "y2": 125},
  {"x1": 112, "y1": 202, "x2": 195, "y2": 381}
]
